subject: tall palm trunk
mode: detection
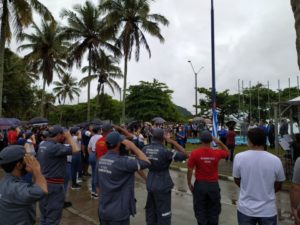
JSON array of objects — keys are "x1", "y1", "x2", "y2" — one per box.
[
  {"x1": 121, "y1": 53, "x2": 128, "y2": 123},
  {"x1": 59, "y1": 98, "x2": 66, "y2": 124},
  {"x1": 40, "y1": 78, "x2": 47, "y2": 117},
  {"x1": 0, "y1": 0, "x2": 8, "y2": 117},
  {"x1": 94, "y1": 83, "x2": 101, "y2": 118},
  {"x1": 87, "y1": 48, "x2": 92, "y2": 121}
]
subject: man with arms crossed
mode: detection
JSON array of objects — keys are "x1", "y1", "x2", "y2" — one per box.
[{"x1": 233, "y1": 128, "x2": 285, "y2": 225}]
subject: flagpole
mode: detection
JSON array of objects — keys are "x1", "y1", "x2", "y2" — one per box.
[{"x1": 211, "y1": 0, "x2": 217, "y2": 138}]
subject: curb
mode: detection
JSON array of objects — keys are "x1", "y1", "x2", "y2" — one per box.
[{"x1": 169, "y1": 166, "x2": 291, "y2": 192}]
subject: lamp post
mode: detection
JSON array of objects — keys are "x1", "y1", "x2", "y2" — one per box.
[{"x1": 188, "y1": 60, "x2": 204, "y2": 116}]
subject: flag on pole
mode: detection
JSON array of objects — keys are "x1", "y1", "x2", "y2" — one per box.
[{"x1": 212, "y1": 102, "x2": 218, "y2": 147}]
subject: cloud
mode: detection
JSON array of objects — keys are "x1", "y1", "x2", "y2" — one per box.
[{"x1": 23, "y1": 0, "x2": 299, "y2": 114}]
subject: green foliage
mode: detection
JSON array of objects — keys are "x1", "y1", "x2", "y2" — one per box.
[
  {"x1": 198, "y1": 83, "x2": 300, "y2": 122},
  {"x1": 176, "y1": 105, "x2": 193, "y2": 119},
  {"x1": 49, "y1": 94, "x2": 122, "y2": 126},
  {"x1": 100, "y1": 0, "x2": 170, "y2": 121},
  {"x1": 2, "y1": 49, "x2": 36, "y2": 119},
  {"x1": 125, "y1": 79, "x2": 181, "y2": 121}
]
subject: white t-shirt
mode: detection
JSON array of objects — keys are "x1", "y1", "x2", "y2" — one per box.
[
  {"x1": 233, "y1": 150, "x2": 285, "y2": 217},
  {"x1": 88, "y1": 134, "x2": 102, "y2": 152},
  {"x1": 72, "y1": 135, "x2": 81, "y2": 151}
]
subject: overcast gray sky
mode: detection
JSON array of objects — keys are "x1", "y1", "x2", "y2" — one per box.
[{"x1": 32, "y1": 0, "x2": 299, "y2": 114}]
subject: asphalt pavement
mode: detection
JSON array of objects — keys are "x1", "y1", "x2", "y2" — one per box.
[{"x1": 56, "y1": 169, "x2": 294, "y2": 225}]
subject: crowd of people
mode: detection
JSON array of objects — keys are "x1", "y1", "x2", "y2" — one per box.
[{"x1": 0, "y1": 119, "x2": 299, "y2": 225}]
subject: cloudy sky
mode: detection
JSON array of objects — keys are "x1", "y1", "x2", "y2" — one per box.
[{"x1": 25, "y1": 0, "x2": 299, "y2": 114}]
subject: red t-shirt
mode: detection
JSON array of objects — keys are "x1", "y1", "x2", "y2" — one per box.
[
  {"x1": 188, "y1": 147, "x2": 229, "y2": 182},
  {"x1": 8, "y1": 130, "x2": 18, "y2": 145},
  {"x1": 226, "y1": 130, "x2": 236, "y2": 146},
  {"x1": 95, "y1": 136, "x2": 108, "y2": 160}
]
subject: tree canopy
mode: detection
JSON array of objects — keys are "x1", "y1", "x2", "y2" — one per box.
[{"x1": 125, "y1": 79, "x2": 181, "y2": 121}]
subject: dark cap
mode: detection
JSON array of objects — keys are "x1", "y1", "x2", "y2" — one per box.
[
  {"x1": 25, "y1": 131, "x2": 33, "y2": 139},
  {"x1": 152, "y1": 128, "x2": 164, "y2": 140},
  {"x1": 92, "y1": 126, "x2": 102, "y2": 134},
  {"x1": 106, "y1": 131, "x2": 124, "y2": 148},
  {"x1": 70, "y1": 127, "x2": 80, "y2": 135},
  {"x1": 102, "y1": 123, "x2": 113, "y2": 133},
  {"x1": 200, "y1": 131, "x2": 213, "y2": 143},
  {"x1": 0, "y1": 145, "x2": 25, "y2": 165},
  {"x1": 48, "y1": 125, "x2": 64, "y2": 137}
]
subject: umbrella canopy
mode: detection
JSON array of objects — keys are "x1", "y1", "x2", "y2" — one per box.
[
  {"x1": 204, "y1": 118, "x2": 212, "y2": 124},
  {"x1": 226, "y1": 120, "x2": 237, "y2": 127},
  {"x1": 0, "y1": 118, "x2": 21, "y2": 129},
  {"x1": 152, "y1": 117, "x2": 166, "y2": 124},
  {"x1": 192, "y1": 117, "x2": 204, "y2": 122},
  {"x1": 91, "y1": 118, "x2": 103, "y2": 125},
  {"x1": 28, "y1": 117, "x2": 48, "y2": 125},
  {"x1": 127, "y1": 121, "x2": 141, "y2": 130},
  {"x1": 75, "y1": 122, "x2": 89, "y2": 128}
]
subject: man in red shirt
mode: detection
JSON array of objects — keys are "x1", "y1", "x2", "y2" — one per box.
[
  {"x1": 7, "y1": 126, "x2": 19, "y2": 145},
  {"x1": 95, "y1": 124, "x2": 112, "y2": 160},
  {"x1": 187, "y1": 131, "x2": 229, "y2": 225}
]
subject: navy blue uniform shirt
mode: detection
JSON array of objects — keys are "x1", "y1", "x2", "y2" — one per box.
[
  {"x1": 143, "y1": 142, "x2": 187, "y2": 192},
  {"x1": 96, "y1": 151, "x2": 150, "y2": 221},
  {"x1": 0, "y1": 174, "x2": 45, "y2": 225},
  {"x1": 37, "y1": 140, "x2": 72, "y2": 178}
]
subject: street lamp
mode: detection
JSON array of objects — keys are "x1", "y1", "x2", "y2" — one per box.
[{"x1": 188, "y1": 60, "x2": 204, "y2": 116}]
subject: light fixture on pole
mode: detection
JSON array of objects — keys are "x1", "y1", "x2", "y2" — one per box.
[{"x1": 188, "y1": 60, "x2": 204, "y2": 116}]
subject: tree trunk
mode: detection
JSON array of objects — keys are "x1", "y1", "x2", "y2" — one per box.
[
  {"x1": 40, "y1": 78, "x2": 47, "y2": 117},
  {"x1": 59, "y1": 98, "x2": 65, "y2": 125},
  {"x1": 121, "y1": 53, "x2": 128, "y2": 123},
  {"x1": 0, "y1": 0, "x2": 8, "y2": 117},
  {"x1": 95, "y1": 83, "x2": 101, "y2": 118},
  {"x1": 87, "y1": 48, "x2": 92, "y2": 122}
]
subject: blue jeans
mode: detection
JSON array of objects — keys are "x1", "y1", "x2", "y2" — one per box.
[
  {"x1": 71, "y1": 152, "x2": 81, "y2": 185},
  {"x1": 64, "y1": 163, "x2": 71, "y2": 190},
  {"x1": 237, "y1": 211, "x2": 277, "y2": 225},
  {"x1": 89, "y1": 152, "x2": 97, "y2": 193}
]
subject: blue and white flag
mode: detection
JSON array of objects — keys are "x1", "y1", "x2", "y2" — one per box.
[{"x1": 212, "y1": 102, "x2": 218, "y2": 147}]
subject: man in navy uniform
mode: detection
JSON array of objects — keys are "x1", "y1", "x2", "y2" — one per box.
[
  {"x1": 143, "y1": 128, "x2": 189, "y2": 225},
  {"x1": 0, "y1": 145, "x2": 48, "y2": 225},
  {"x1": 96, "y1": 131, "x2": 151, "y2": 225},
  {"x1": 37, "y1": 125, "x2": 78, "y2": 225}
]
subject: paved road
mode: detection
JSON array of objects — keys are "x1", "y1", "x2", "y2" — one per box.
[{"x1": 57, "y1": 169, "x2": 294, "y2": 225}]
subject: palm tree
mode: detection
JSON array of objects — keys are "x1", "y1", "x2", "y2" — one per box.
[
  {"x1": 79, "y1": 52, "x2": 123, "y2": 116},
  {"x1": 0, "y1": 0, "x2": 53, "y2": 117},
  {"x1": 292, "y1": 0, "x2": 300, "y2": 69},
  {"x1": 101, "y1": 0, "x2": 169, "y2": 122},
  {"x1": 18, "y1": 21, "x2": 70, "y2": 117},
  {"x1": 61, "y1": 1, "x2": 120, "y2": 121},
  {"x1": 53, "y1": 73, "x2": 81, "y2": 122}
]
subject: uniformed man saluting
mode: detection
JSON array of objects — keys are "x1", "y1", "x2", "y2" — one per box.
[
  {"x1": 143, "y1": 128, "x2": 189, "y2": 225},
  {"x1": 0, "y1": 145, "x2": 48, "y2": 225},
  {"x1": 37, "y1": 125, "x2": 79, "y2": 225},
  {"x1": 96, "y1": 131, "x2": 151, "y2": 225}
]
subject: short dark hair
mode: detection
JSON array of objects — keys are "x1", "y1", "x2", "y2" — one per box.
[
  {"x1": 247, "y1": 128, "x2": 266, "y2": 147},
  {"x1": 1, "y1": 159, "x2": 23, "y2": 173}
]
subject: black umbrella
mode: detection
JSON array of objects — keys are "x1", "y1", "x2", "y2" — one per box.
[
  {"x1": 29, "y1": 117, "x2": 48, "y2": 125},
  {"x1": 226, "y1": 120, "x2": 237, "y2": 128},
  {"x1": 0, "y1": 118, "x2": 20, "y2": 129},
  {"x1": 91, "y1": 118, "x2": 103, "y2": 125},
  {"x1": 152, "y1": 117, "x2": 166, "y2": 124}
]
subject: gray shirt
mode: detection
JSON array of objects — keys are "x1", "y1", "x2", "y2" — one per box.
[
  {"x1": 0, "y1": 174, "x2": 44, "y2": 225},
  {"x1": 143, "y1": 142, "x2": 187, "y2": 192},
  {"x1": 293, "y1": 157, "x2": 300, "y2": 184},
  {"x1": 37, "y1": 140, "x2": 72, "y2": 178},
  {"x1": 96, "y1": 151, "x2": 150, "y2": 221}
]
